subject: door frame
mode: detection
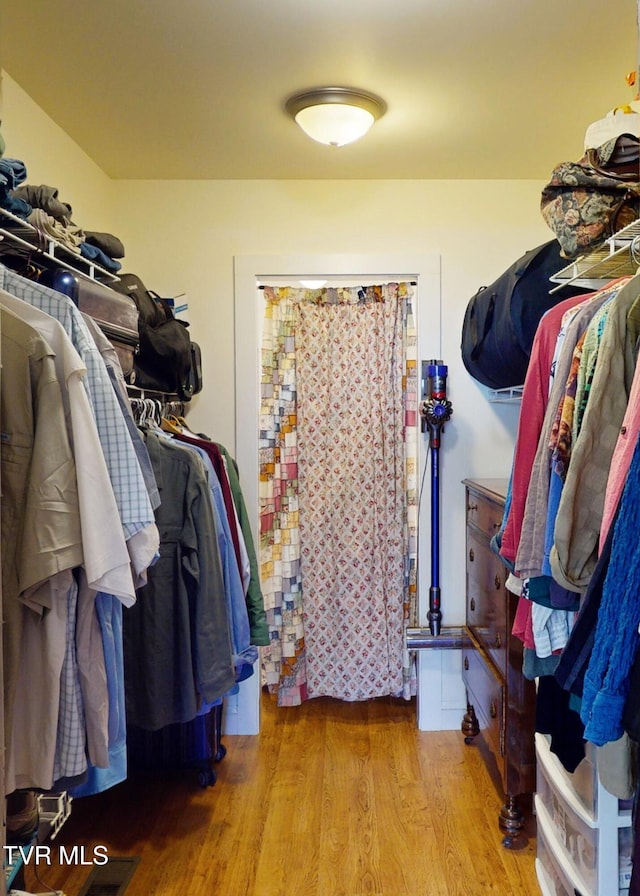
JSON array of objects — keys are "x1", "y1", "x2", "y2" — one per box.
[{"x1": 231, "y1": 253, "x2": 443, "y2": 732}]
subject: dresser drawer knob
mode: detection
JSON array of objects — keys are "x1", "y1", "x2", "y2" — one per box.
[
  {"x1": 495, "y1": 633, "x2": 502, "y2": 649},
  {"x1": 464, "y1": 656, "x2": 469, "y2": 671},
  {"x1": 468, "y1": 503, "x2": 478, "y2": 512},
  {"x1": 490, "y1": 700, "x2": 497, "y2": 719},
  {"x1": 470, "y1": 598, "x2": 476, "y2": 612},
  {"x1": 469, "y1": 548, "x2": 474, "y2": 562},
  {"x1": 494, "y1": 574, "x2": 501, "y2": 590}
]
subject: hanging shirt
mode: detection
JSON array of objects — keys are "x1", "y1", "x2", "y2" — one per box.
[
  {"x1": 185, "y1": 442, "x2": 258, "y2": 683},
  {"x1": 123, "y1": 431, "x2": 235, "y2": 730},
  {"x1": 0, "y1": 288, "x2": 134, "y2": 601},
  {"x1": 551, "y1": 276, "x2": 640, "y2": 592},
  {"x1": 0, "y1": 264, "x2": 157, "y2": 551},
  {"x1": 579, "y1": 434, "x2": 640, "y2": 746},
  {"x1": 52, "y1": 574, "x2": 89, "y2": 788},
  {"x1": 9, "y1": 570, "x2": 74, "y2": 792},
  {"x1": 70, "y1": 593, "x2": 127, "y2": 797},
  {"x1": 500, "y1": 291, "x2": 590, "y2": 567},
  {"x1": 217, "y1": 443, "x2": 269, "y2": 646},
  {"x1": 515, "y1": 285, "x2": 616, "y2": 580},
  {"x1": 599, "y1": 348, "x2": 640, "y2": 552},
  {"x1": 170, "y1": 428, "x2": 269, "y2": 646},
  {"x1": 0, "y1": 308, "x2": 83, "y2": 793},
  {"x1": 82, "y1": 313, "x2": 160, "y2": 513}
]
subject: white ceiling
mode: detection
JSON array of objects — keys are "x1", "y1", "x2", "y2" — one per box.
[{"x1": 1, "y1": 0, "x2": 638, "y2": 181}]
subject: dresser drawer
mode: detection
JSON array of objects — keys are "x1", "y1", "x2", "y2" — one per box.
[
  {"x1": 466, "y1": 529, "x2": 507, "y2": 674},
  {"x1": 462, "y1": 479, "x2": 535, "y2": 845},
  {"x1": 466, "y1": 490, "x2": 504, "y2": 539},
  {"x1": 462, "y1": 645, "x2": 504, "y2": 763}
]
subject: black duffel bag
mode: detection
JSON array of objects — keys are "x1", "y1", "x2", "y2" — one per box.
[
  {"x1": 460, "y1": 240, "x2": 586, "y2": 390},
  {"x1": 112, "y1": 272, "x2": 195, "y2": 399}
]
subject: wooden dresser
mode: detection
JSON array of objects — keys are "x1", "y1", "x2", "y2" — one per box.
[{"x1": 461, "y1": 478, "x2": 537, "y2": 848}]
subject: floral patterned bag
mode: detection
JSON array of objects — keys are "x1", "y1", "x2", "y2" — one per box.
[{"x1": 540, "y1": 141, "x2": 640, "y2": 260}]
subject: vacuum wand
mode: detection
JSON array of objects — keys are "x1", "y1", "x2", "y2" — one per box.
[{"x1": 419, "y1": 361, "x2": 453, "y2": 636}]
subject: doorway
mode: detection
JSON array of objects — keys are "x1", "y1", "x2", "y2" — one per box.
[{"x1": 231, "y1": 253, "x2": 442, "y2": 731}]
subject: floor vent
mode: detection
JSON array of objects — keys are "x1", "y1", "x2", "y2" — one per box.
[{"x1": 77, "y1": 856, "x2": 140, "y2": 896}]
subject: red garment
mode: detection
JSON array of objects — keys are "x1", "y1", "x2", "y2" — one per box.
[
  {"x1": 172, "y1": 432, "x2": 245, "y2": 578},
  {"x1": 512, "y1": 595, "x2": 535, "y2": 649},
  {"x1": 500, "y1": 292, "x2": 591, "y2": 565}
]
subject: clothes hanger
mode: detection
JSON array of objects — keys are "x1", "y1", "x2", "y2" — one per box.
[
  {"x1": 174, "y1": 415, "x2": 200, "y2": 438},
  {"x1": 160, "y1": 415, "x2": 183, "y2": 435}
]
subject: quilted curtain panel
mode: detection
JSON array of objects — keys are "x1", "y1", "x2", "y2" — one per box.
[{"x1": 259, "y1": 283, "x2": 417, "y2": 705}]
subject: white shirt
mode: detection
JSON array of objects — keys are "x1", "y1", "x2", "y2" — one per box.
[{"x1": 0, "y1": 288, "x2": 135, "y2": 603}]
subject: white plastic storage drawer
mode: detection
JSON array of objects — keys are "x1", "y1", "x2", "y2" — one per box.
[
  {"x1": 619, "y1": 825, "x2": 633, "y2": 892},
  {"x1": 537, "y1": 733, "x2": 633, "y2": 817},
  {"x1": 536, "y1": 748, "x2": 598, "y2": 891},
  {"x1": 536, "y1": 819, "x2": 580, "y2": 896}
]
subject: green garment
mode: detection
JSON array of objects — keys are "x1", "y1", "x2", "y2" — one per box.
[{"x1": 218, "y1": 444, "x2": 269, "y2": 646}]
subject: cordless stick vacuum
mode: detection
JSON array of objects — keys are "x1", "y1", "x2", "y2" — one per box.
[{"x1": 419, "y1": 361, "x2": 453, "y2": 637}]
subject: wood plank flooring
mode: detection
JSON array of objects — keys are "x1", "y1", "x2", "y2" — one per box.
[{"x1": 24, "y1": 691, "x2": 538, "y2": 896}]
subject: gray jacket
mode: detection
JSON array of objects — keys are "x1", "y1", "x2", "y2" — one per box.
[{"x1": 123, "y1": 430, "x2": 235, "y2": 730}]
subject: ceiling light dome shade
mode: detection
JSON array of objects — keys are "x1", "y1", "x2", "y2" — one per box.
[{"x1": 286, "y1": 88, "x2": 386, "y2": 147}]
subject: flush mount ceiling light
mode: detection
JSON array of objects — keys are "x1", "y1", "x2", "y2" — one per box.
[{"x1": 285, "y1": 87, "x2": 386, "y2": 147}]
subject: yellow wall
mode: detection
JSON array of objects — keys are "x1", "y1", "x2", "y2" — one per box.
[
  {"x1": 1, "y1": 70, "x2": 555, "y2": 625},
  {"x1": 1, "y1": 73, "x2": 114, "y2": 230}
]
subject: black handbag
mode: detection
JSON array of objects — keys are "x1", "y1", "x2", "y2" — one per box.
[
  {"x1": 136, "y1": 316, "x2": 194, "y2": 399},
  {"x1": 111, "y1": 271, "x2": 196, "y2": 398}
]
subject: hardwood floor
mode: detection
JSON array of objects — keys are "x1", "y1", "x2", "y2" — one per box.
[{"x1": 24, "y1": 691, "x2": 539, "y2": 896}]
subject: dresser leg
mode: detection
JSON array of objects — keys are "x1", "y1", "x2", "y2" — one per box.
[
  {"x1": 499, "y1": 794, "x2": 523, "y2": 848},
  {"x1": 461, "y1": 700, "x2": 479, "y2": 744}
]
